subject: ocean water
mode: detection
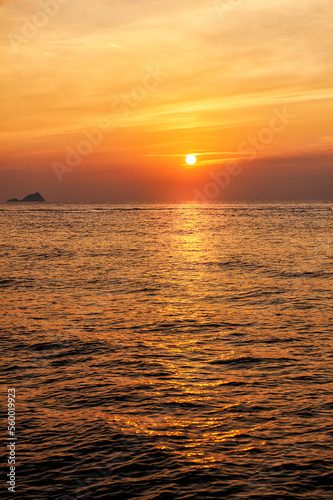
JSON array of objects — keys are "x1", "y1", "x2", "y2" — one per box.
[{"x1": 1, "y1": 202, "x2": 332, "y2": 500}]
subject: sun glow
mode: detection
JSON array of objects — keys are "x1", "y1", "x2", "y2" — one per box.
[{"x1": 186, "y1": 155, "x2": 197, "y2": 165}]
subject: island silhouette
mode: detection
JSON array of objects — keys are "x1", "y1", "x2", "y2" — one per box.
[{"x1": 7, "y1": 192, "x2": 45, "y2": 203}]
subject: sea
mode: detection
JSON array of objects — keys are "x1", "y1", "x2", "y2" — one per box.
[{"x1": 1, "y1": 202, "x2": 332, "y2": 499}]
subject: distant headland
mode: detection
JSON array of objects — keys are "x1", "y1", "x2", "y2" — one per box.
[{"x1": 7, "y1": 192, "x2": 46, "y2": 203}]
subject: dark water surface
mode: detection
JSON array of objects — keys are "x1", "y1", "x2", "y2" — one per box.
[{"x1": 1, "y1": 203, "x2": 332, "y2": 499}]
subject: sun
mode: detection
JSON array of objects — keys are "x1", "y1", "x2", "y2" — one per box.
[{"x1": 186, "y1": 154, "x2": 197, "y2": 165}]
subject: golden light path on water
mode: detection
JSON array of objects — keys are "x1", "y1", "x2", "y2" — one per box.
[{"x1": 104, "y1": 207, "x2": 279, "y2": 467}]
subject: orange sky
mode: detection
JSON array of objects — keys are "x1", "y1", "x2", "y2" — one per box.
[{"x1": 1, "y1": 0, "x2": 332, "y2": 201}]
